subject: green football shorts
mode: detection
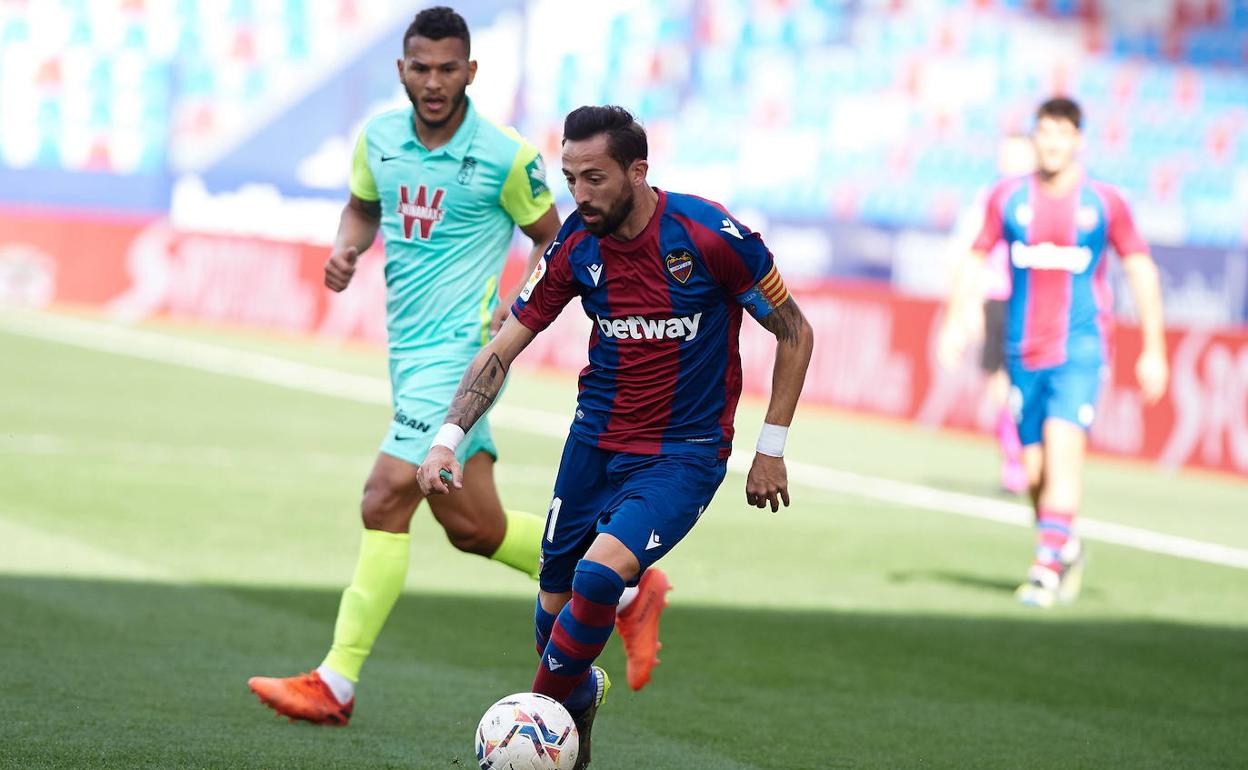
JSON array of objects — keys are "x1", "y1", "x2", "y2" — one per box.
[{"x1": 380, "y1": 353, "x2": 498, "y2": 467}]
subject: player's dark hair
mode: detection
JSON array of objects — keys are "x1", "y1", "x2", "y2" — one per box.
[
  {"x1": 404, "y1": 6, "x2": 470, "y2": 55},
  {"x1": 1036, "y1": 97, "x2": 1082, "y2": 130},
  {"x1": 562, "y1": 105, "x2": 648, "y2": 170}
]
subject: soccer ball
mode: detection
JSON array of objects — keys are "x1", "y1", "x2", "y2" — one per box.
[{"x1": 475, "y1": 692, "x2": 580, "y2": 770}]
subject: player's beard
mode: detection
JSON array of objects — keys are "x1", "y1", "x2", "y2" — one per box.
[
  {"x1": 1034, "y1": 141, "x2": 1077, "y2": 180},
  {"x1": 409, "y1": 82, "x2": 468, "y2": 130},
  {"x1": 1036, "y1": 157, "x2": 1071, "y2": 181},
  {"x1": 578, "y1": 186, "x2": 635, "y2": 238}
]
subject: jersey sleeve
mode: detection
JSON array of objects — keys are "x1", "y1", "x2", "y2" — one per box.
[
  {"x1": 511, "y1": 231, "x2": 581, "y2": 333},
  {"x1": 348, "y1": 129, "x2": 379, "y2": 202},
  {"x1": 499, "y1": 140, "x2": 554, "y2": 227},
  {"x1": 701, "y1": 210, "x2": 790, "y2": 321},
  {"x1": 971, "y1": 180, "x2": 1007, "y2": 253},
  {"x1": 1101, "y1": 185, "x2": 1150, "y2": 257}
]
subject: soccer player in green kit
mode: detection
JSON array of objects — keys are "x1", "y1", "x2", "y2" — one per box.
[{"x1": 248, "y1": 7, "x2": 669, "y2": 725}]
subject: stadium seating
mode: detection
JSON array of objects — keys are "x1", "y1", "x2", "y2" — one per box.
[
  {"x1": 2, "y1": 0, "x2": 1244, "y2": 248},
  {"x1": 0, "y1": 0, "x2": 389, "y2": 175},
  {"x1": 527, "y1": 0, "x2": 1248, "y2": 248}
]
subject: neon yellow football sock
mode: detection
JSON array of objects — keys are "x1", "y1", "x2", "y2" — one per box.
[
  {"x1": 321, "y1": 528, "x2": 410, "y2": 682},
  {"x1": 490, "y1": 509, "x2": 544, "y2": 580}
]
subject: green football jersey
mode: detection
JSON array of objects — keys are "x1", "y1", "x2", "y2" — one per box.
[{"x1": 350, "y1": 98, "x2": 553, "y2": 355}]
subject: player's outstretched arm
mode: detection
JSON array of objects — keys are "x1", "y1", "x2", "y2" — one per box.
[
  {"x1": 1122, "y1": 253, "x2": 1168, "y2": 404},
  {"x1": 493, "y1": 207, "x2": 560, "y2": 335},
  {"x1": 746, "y1": 298, "x2": 815, "y2": 512},
  {"x1": 325, "y1": 194, "x2": 381, "y2": 292},
  {"x1": 417, "y1": 315, "x2": 538, "y2": 495},
  {"x1": 937, "y1": 249, "x2": 988, "y2": 369}
]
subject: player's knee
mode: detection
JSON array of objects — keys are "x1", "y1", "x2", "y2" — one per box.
[
  {"x1": 1027, "y1": 466, "x2": 1044, "y2": 494},
  {"x1": 360, "y1": 477, "x2": 418, "y2": 531},
  {"x1": 571, "y1": 560, "x2": 627, "y2": 605}
]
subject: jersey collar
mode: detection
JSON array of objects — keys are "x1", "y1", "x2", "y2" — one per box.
[
  {"x1": 1030, "y1": 165, "x2": 1084, "y2": 200},
  {"x1": 406, "y1": 97, "x2": 480, "y2": 160},
  {"x1": 602, "y1": 188, "x2": 666, "y2": 252}
]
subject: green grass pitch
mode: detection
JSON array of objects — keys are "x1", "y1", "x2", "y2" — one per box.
[{"x1": 1, "y1": 313, "x2": 1246, "y2": 769}]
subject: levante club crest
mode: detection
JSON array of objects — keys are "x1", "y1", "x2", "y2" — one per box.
[{"x1": 665, "y1": 249, "x2": 694, "y2": 284}]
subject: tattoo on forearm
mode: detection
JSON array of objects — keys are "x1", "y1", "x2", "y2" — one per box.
[
  {"x1": 447, "y1": 353, "x2": 508, "y2": 429},
  {"x1": 760, "y1": 299, "x2": 805, "y2": 346}
]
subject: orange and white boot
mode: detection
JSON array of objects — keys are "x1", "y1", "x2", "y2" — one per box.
[
  {"x1": 248, "y1": 671, "x2": 354, "y2": 726},
  {"x1": 614, "y1": 568, "x2": 672, "y2": 691}
]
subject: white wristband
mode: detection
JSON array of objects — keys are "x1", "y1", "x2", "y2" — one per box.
[
  {"x1": 755, "y1": 422, "x2": 788, "y2": 458},
  {"x1": 432, "y1": 424, "x2": 466, "y2": 453}
]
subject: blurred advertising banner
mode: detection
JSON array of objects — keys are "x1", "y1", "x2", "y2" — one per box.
[
  {"x1": 528, "y1": 281, "x2": 1248, "y2": 477},
  {"x1": 0, "y1": 208, "x2": 388, "y2": 345},
  {"x1": 2, "y1": 208, "x2": 1244, "y2": 477}
]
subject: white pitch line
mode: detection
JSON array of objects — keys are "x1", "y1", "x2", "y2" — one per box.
[
  {"x1": 0, "y1": 432, "x2": 356, "y2": 471},
  {"x1": 0, "y1": 431, "x2": 555, "y2": 487},
  {"x1": 0, "y1": 311, "x2": 391, "y2": 405},
  {"x1": 4, "y1": 310, "x2": 1247, "y2": 571},
  {"x1": 776, "y1": 460, "x2": 1248, "y2": 570}
]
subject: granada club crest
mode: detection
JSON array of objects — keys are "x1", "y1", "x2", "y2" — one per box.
[
  {"x1": 397, "y1": 184, "x2": 446, "y2": 240},
  {"x1": 665, "y1": 249, "x2": 694, "y2": 284}
]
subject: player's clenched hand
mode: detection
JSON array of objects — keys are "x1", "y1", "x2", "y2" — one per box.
[
  {"x1": 745, "y1": 453, "x2": 790, "y2": 513},
  {"x1": 418, "y1": 446, "x2": 463, "y2": 495},
  {"x1": 1136, "y1": 349, "x2": 1169, "y2": 406},
  {"x1": 490, "y1": 303, "x2": 510, "y2": 337},
  {"x1": 936, "y1": 319, "x2": 967, "y2": 371},
  {"x1": 324, "y1": 245, "x2": 359, "y2": 292}
]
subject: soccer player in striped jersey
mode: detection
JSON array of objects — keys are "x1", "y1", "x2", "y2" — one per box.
[
  {"x1": 419, "y1": 105, "x2": 814, "y2": 769},
  {"x1": 940, "y1": 97, "x2": 1168, "y2": 608},
  {"x1": 247, "y1": 9, "x2": 668, "y2": 727}
]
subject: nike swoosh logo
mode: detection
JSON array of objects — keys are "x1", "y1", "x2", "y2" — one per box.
[
  {"x1": 547, "y1": 656, "x2": 563, "y2": 670},
  {"x1": 394, "y1": 434, "x2": 414, "y2": 441},
  {"x1": 381, "y1": 154, "x2": 399, "y2": 162}
]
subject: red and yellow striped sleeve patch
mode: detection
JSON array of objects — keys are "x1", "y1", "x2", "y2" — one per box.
[
  {"x1": 734, "y1": 265, "x2": 791, "y2": 320},
  {"x1": 757, "y1": 266, "x2": 790, "y2": 308}
]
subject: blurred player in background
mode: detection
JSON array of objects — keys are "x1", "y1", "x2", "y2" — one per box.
[
  {"x1": 419, "y1": 105, "x2": 814, "y2": 768},
  {"x1": 944, "y1": 134, "x2": 1036, "y2": 494},
  {"x1": 247, "y1": 8, "x2": 667, "y2": 726},
  {"x1": 940, "y1": 97, "x2": 1168, "y2": 608}
]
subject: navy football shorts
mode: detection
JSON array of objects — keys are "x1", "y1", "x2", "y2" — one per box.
[
  {"x1": 1007, "y1": 358, "x2": 1106, "y2": 446},
  {"x1": 538, "y1": 435, "x2": 728, "y2": 593}
]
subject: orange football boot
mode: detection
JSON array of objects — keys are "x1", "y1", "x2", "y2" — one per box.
[
  {"x1": 614, "y1": 567, "x2": 672, "y2": 691},
  {"x1": 247, "y1": 671, "x2": 354, "y2": 726}
]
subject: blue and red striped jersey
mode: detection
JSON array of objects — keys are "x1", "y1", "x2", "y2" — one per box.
[
  {"x1": 512, "y1": 189, "x2": 788, "y2": 458},
  {"x1": 973, "y1": 172, "x2": 1149, "y2": 370}
]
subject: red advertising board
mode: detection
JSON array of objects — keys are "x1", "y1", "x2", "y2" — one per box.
[
  {"x1": 0, "y1": 208, "x2": 388, "y2": 344},
  {"x1": 2, "y1": 208, "x2": 1245, "y2": 476},
  {"x1": 730, "y1": 281, "x2": 1248, "y2": 477}
]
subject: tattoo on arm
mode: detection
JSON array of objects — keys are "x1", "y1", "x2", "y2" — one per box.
[
  {"x1": 446, "y1": 353, "x2": 508, "y2": 430},
  {"x1": 759, "y1": 298, "x2": 805, "y2": 346}
]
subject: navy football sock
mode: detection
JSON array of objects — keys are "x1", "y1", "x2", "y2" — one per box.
[
  {"x1": 534, "y1": 598, "x2": 558, "y2": 655},
  {"x1": 532, "y1": 560, "x2": 625, "y2": 703}
]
